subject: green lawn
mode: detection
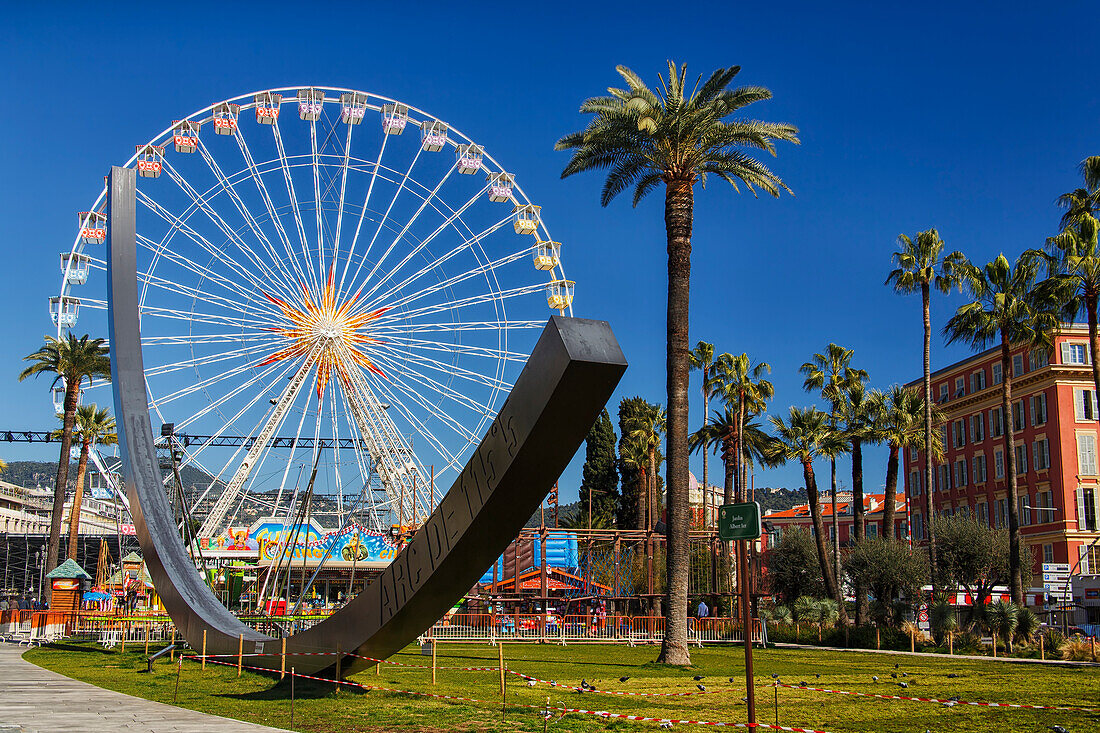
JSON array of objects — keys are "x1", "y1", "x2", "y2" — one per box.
[{"x1": 24, "y1": 640, "x2": 1100, "y2": 733}]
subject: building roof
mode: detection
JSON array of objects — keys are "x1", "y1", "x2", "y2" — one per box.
[
  {"x1": 765, "y1": 492, "x2": 905, "y2": 520},
  {"x1": 120, "y1": 552, "x2": 143, "y2": 564},
  {"x1": 45, "y1": 558, "x2": 92, "y2": 580}
]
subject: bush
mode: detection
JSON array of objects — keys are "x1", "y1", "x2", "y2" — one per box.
[
  {"x1": 1059, "y1": 636, "x2": 1099, "y2": 662},
  {"x1": 765, "y1": 529, "x2": 825, "y2": 605},
  {"x1": 989, "y1": 600, "x2": 1020, "y2": 651},
  {"x1": 1015, "y1": 608, "x2": 1040, "y2": 644}
]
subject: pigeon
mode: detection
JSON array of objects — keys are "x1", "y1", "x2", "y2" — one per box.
[
  {"x1": 619, "y1": 676, "x2": 631, "y2": 683},
  {"x1": 947, "y1": 673, "x2": 959, "y2": 679},
  {"x1": 898, "y1": 682, "x2": 909, "y2": 689},
  {"x1": 581, "y1": 678, "x2": 590, "y2": 688},
  {"x1": 894, "y1": 663, "x2": 900, "y2": 669},
  {"x1": 526, "y1": 679, "x2": 537, "y2": 687},
  {"x1": 660, "y1": 723, "x2": 674, "y2": 730},
  {"x1": 697, "y1": 684, "x2": 707, "y2": 692},
  {"x1": 902, "y1": 672, "x2": 909, "y2": 677},
  {"x1": 771, "y1": 673, "x2": 779, "y2": 679},
  {"x1": 872, "y1": 676, "x2": 879, "y2": 683},
  {"x1": 729, "y1": 678, "x2": 737, "y2": 684},
  {"x1": 1048, "y1": 727, "x2": 1067, "y2": 733},
  {"x1": 890, "y1": 673, "x2": 898, "y2": 679},
  {"x1": 693, "y1": 675, "x2": 705, "y2": 681},
  {"x1": 799, "y1": 681, "x2": 808, "y2": 688},
  {"x1": 815, "y1": 673, "x2": 821, "y2": 679},
  {"x1": 741, "y1": 696, "x2": 748, "y2": 703},
  {"x1": 942, "y1": 701, "x2": 956, "y2": 708}
]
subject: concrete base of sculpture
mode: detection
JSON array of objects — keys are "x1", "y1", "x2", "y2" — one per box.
[{"x1": 106, "y1": 166, "x2": 628, "y2": 675}]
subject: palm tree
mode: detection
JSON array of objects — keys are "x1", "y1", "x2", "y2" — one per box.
[
  {"x1": 1055, "y1": 156, "x2": 1100, "y2": 232},
  {"x1": 690, "y1": 407, "x2": 739, "y2": 508},
  {"x1": 629, "y1": 405, "x2": 667, "y2": 529},
  {"x1": 621, "y1": 433, "x2": 651, "y2": 530},
  {"x1": 838, "y1": 382, "x2": 878, "y2": 542},
  {"x1": 717, "y1": 353, "x2": 774, "y2": 503},
  {"x1": 800, "y1": 344, "x2": 867, "y2": 583},
  {"x1": 51, "y1": 405, "x2": 117, "y2": 561},
  {"x1": 1047, "y1": 165, "x2": 1100, "y2": 409},
  {"x1": 558, "y1": 62, "x2": 798, "y2": 665},
  {"x1": 19, "y1": 334, "x2": 110, "y2": 591},
  {"x1": 875, "y1": 386, "x2": 943, "y2": 542},
  {"x1": 886, "y1": 230, "x2": 966, "y2": 583},
  {"x1": 689, "y1": 342, "x2": 719, "y2": 526},
  {"x1": 944, "y1": 251, "x2": 1069, "y2": 604},
  {"x1": 769, "y1": 407, "x2": 850, "y2": 623}
]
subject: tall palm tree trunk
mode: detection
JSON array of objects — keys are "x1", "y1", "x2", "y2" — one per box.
[
  {"x1": 1086, "y1": 293, "x2": 1100, "y2": 411},
  {"x1": 1000, "y1": 332, "x2": 1024, "y2": 604},
  {"x1": 637, "y1": 469, "x2": 648, "y2": 531},
  {"x1": 883, "y1": 444, "x2": 899, "y2": 541},
  {"x1": 658, "y1": 178, "x2": 693, "y2": 665},
  {"x1": 804, "y1": 460, "x2": 846, "y2": 623},
  {"x1": 830, "y1": 457, "x2": 840, "y2": 586},
  {"x1": 46, "y1": 381, "x2": 80, "y2": 602},
  {"x1": 921, "y1": 282, "x2": 938, "y2": 590},
  {"x1": 67, "y1": 438, "x2": 92, "y2": 561},
  {"x1": 648, "y1": 447, "x2": 658, "y2": 529},
  {"x1": 702, "y1": 370, "x2": 710, "y2": 528},
  {"x1": 852, "y1": 437, "x2": 867, "y2": 624}
]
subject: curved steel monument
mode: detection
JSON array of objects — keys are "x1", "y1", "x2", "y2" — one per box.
[{"x1": 107, "y1": 166, "x2": 626, "y2": 675}]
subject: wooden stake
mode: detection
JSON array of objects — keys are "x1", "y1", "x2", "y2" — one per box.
[
  {"x1": 431, "y1": 640, "x2": 437, "y2": 685},
  {"x1": 173, "y1": 657, "x2": 182, "y2": 703},
  {"x1": 498, "y1": 642, "x2": 505, "y2": 695},
  {"x1": 202, "y1": 629, "x2": 207, "y2": 670},
  {"x1": 169, "y1": 629, "x2": 175, "y2": 661},
  {"x1": 237, "y1": 633, "x2": 244, "y2": 676},
  {"x1": 280, "y1": 637, "x2": 286, "y2": 680},
  {"x1": 992, "y1": 633, "x2": 997, "y2": 658},
  {"x1": 1039, "y1": 634, "x2": 1044, "y2": 660},
  {"x1": 120, "y1": 621, "x2": 126, "y2": 654},
  {"x1": 948, "y1": 631, "x2": 953, "y2": 656},
  {"x1": 335, "y1": 644, "x2": 342, "y2": 695},
  {"x1": 375, "y1": 661, "x2": 380, "y2": 675},
  {"x1": 144, "y1": 622, "x2": 150, "y2": 656},
  {"x1": 910, "y1": 629, "x2": 915, "y2": 653},
  {"x1": 875, "y1": 626, "x2": 880, "y2": 650}
]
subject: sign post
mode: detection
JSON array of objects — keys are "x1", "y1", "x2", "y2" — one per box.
[{"x1": 718, "y1": 502, "x2": 761, "y2": 728}]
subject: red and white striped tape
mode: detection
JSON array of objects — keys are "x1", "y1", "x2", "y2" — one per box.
[
  {"x1": 778, "y1": 683, "x2": 1097, "y2": 712},
  {"x1": 186, "y1": 655, "x2": 832, "y2": 732},
  {"x1": 196, "y1": 651, "x2": 499, "y2": 672},
  {"x1": 509, "y1": 670, "x2": 725, "y2": 697}
]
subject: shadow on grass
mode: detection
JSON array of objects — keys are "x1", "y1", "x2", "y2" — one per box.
[{"x1": 212, "y1": 675, "x2": 371, "y2": 702}]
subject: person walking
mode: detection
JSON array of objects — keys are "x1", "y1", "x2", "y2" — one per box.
[{"x1": 696, "y1": 599, "x2": 709, "y2": 618}]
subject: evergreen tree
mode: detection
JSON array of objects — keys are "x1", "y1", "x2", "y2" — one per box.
[
  {"x1": 579, "y1": 408, "x2": 619, "y2": 528},
  {"x1": 617, "y1": 396, "x2": 663, "y2": 527}
]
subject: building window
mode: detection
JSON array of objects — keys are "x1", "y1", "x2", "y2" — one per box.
[
  {"x1": 990, "y1": 407, "x2": 1005, "y2": 438},
  {"x1": 992, "y1": 362, "x2": 1003, "y2": 385},
  {"x1": 994, "y1": 448, "x2": 1005, "y2": 480},
  {"x1": 1013, "y1": 353, "x2": 1025, "y2": 377},
  {"x1": 940, "y1": 424, "x2": 949, "y2": 450},
  {"x1": 867, "y1": 522, "x2": 878, "y2": 537},
  {"x1": 952, "y1": 419, "x2": 967, "y2": 448},
  {"x1": 973, "y1": 454, "x2": 987, "y2": 483},
  {"x1": 1019, "y1": 494, "x2": 1031, "y2": 526},
  {"x1": 1030, "y1": 393, "x2": 1048, "y2": 426},
  {"x1": 1015, "y1": 443, "x2": 1028, "y2": 474},
  {"x1": 954, "y1": 376, "x2": 965, "y2": 398},
  {"x1": 995, "y1": 498, "x2": 1008, "y2": 529},
  {"x1": 1062, "y1": 342, "x2": 1090, "y2": 365},
  {"x1": 971, "y1": 369, "x2": 987, "y2": 393},
  {"x1": 1029, "y1": 349, "x2": 1049, "y2": 370},
  {"x1": 939, "y1": 383, "x2": 949, "y2": 403},
  {"x1": 1034, "y1": 438, "x2": 1050, "y2": 471},
  {"x1": 909, "y1": 470, "x2": 921, "y2": 495},
  {"x1": 913, "y1": 513, "x2": 924, "y2": 540},
  {"x1": 1038, "y1": 489, "x2": 1055, "y2": 523},
  {"x1": 1077, "y1": 487, "x2": 1099, "y2": 531},
  {"x1": 954, "y1": 459, "x2": 967, "y2": 487},
  {"x1": 1077, "y1": 433, "x2": 1098, "y2": 476},
  {"x1": 1043, "y1": 543, "x2": 1054, "y2": 564},
  {"x1": 970, "y1": 414, "x2": 985, "y2": 443},
  {"x1": 977, "y1": 501, "x2": 989, "y2": 526},
  {"x1": 1074, "y1": 388, "x2": 1098, "y2": 421},
  {"x1": 1012, "y1": 400, "x2": 1026, "y2": 432},
  {"x1": 938, "y1": 464, "x2": 951, "y2": 492}
]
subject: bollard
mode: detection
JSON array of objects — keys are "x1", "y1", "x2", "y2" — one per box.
[
  {"x1": 875, "y1": 626, "x2": 880, "y2": 650},
  {"x1": 1039, "y1": 634, "x2": 1044, "y2": 660},
  {"x1": 432, "y1": 640, "x2": 437, "y2": 685},
  {"x1": 280, "y1": 637, "x2": 286, "y2": 680},
  {"x1": 774, "y1": 681, "x2": 779, "y2": 727},
  {"x1": 169, "y1": 629, "x2": 175, "y2": 661},
  {"x1": 335, "y1": 644, "x2": 342, "y2": 695},
  {"x1": 202, "y1": 629, "x2": 207, "y2": 670},
  {"x1": 375, "y1": 661, "x2": 380, "y2": 675},
  {"x1": 237, "y1": 633, "x2": 244, "y2": 677},
  {"x1": 1092, "y1": 637, "x2": 1096, "y2": 660},
  {"x1": 173, "y1": 657, "x2": 182, "y2": 703},
  {"x1": 992, "y1": 633, "x2": 997, "y2": 658},
  {"x1": 498, "y1": 642, "x2": 505, "y2": 695}
]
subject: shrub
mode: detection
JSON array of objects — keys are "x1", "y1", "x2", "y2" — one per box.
[
  {"x1": 1059, "y1": 636, "x2": 1099, "y2": 662},
  {"x1": 1015, "y1": 608, "x2": 1040, "y2": 644}
]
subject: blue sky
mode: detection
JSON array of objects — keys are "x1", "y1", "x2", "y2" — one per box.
[{"x1": 1, "y1": 2, "x2": 1097, "y2": 503}]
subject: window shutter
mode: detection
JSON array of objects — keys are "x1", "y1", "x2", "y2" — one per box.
[
  {"x1": 1030, "y1": 397, "x2": 1037, "y2": 426},
  {"x1": 1075, "y1": 390, "x2": 1085, "y2": 421},
  {"x1": 1061, "y1": 342, "x2": 1071, "y2": 364},
  {"x1": 1081, "y1": 544, "x2": 1091, "y2": 574}
]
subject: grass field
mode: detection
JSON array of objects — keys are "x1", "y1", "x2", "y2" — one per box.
[{"x1": 24, "y1": 640, "x2": 1100, "y2": 733}]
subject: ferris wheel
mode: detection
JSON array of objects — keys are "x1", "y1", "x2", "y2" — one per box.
[{"x1": 52, "y1": 86, "x2": 575, "y2": 537}]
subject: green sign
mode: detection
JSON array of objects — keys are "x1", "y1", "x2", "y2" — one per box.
[{"x1": 718, "y1": 502, "x2": 762, "y2": 541}]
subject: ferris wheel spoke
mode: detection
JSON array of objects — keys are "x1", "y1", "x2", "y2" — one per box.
[
  {"x1": 138, "y1": 304, "x2": 278, "y2": 331},
  {"x1": 136, "y1": 235, "x2": 283, "y2": 318},
  {"x1": 142, "y1": 333, "x2": 279, "y2": 346},
  {"x1": 153, "y1": 356, "x2": 288, "y2": 414},
  {"x1": 227, "y1": 129, "x2": 318, "y2": 305},
  {"x1": 369, "y1": 342, "x2": 512, "y2": 392},
  {"x1": 364, "y1": 233, "x2": 527, "y2": 315},
  {"x1": 337, "y1": 132, "x2": 391, "y2": 296},
  {"x1": 332, "y1": 121, "x2": 355, "y2": 260},
  {"x1": 358, "y1": 371, "x2": 462, "y2": 470},
  {"x1": 370, "y1": 319, "x2": 543, "y2": 335},
  {"x1": 270, "y1": 120, "x2": 321, "y2": 299},
  {"x1": 157, "y1": 157, "x2": 306, "y2": 306},
  {"x1": 310, "y1": 117, "x2": 325, "y2": 279},
  {"x1": 144, "y1": 341, "x2": 278, "y2": 379},
  {"x1": 374, "y1": 283, "x2": 546, "y2": 325},
  {"x1": 368, "y1": 365, "x2": 480, "y2": 444},
  {"x1": 366, "y1": 349, "x2": 496, "y2": 417},
  {"x1": 355, "y1": 144, "x2": 425, "y2": 288},
  {"x1": 357, "y1": 181, "x2": 492, "y2": 305}
]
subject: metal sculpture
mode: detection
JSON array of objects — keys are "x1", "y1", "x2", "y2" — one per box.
[{"x1": 107, "y1": 166, "x2": 627, "y2": 674}]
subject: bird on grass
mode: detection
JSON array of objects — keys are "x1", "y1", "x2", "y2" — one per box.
[
  {"x1": 898, "y1": 682, "x2": 909, "y2": 689},
  {"x1": 729, "y1": 678, "x2": 737, "y2": 684},
  {"x1": 1048, "y1": 726, "x2": 1067, "y2": 733},
  {"x1": 526, "y1": 679, "x2": 537, "y2": 687},
  {"x1": 697, "y1": 684, "x2": 707, "y2": 692},
  {"x1": 799, "y1": 681, "x2": 808, "y2": 688},
  {"x1": 946, "y1": 673, "x2": 959, "y2": 679},
  {"x1": 693, "y1": 675, "x2": 705, "y2": 681},
  {"x1": 619, "y1": 676, "x2": 630, "y2": 683},
  {"x1": 660, "y1": 723, "x2": 673, "y2": 730},
  {"x1": 872, "y1": 676, "x2": 879, "y2": 683},
  {"x1": 580, "y1": 679, "x2": 593, "y2": 690},
  {"x1": 890, "y1": 673, "x2": 898, "y2": 679},
  {"x1": 894, "y1": 663, "x2": 900, "y2": 669},
  {"x1": 815, "y1": 673, "x2": 821, "y2": 679},
  {"x1": 771, "y1": 673, "x2": 779, "y2": 679},
  {"x1": 901, "y1": 672, "x2": 909, "y2": 677}
]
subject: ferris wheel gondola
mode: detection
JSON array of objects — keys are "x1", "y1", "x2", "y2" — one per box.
[{"x1": 52, "y1": 85, "x2": 573, "y2": 540}]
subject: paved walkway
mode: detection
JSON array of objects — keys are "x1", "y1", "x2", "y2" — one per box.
[{"x1": 0, "y1": 643, "x2": 293, "y2": 733}]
